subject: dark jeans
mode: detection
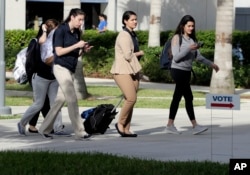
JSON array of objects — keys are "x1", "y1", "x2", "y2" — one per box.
[
  {"x1": 169, "y1": 68, "x2": 195, "y2": 121},
  {"x1": 29, "y1": 95, "x2": 50, "y2": 126}
]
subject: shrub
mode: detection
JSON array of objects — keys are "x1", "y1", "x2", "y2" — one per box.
[
  {"x1": 4, "y1": 29, "x2": 250, "y2": 87},
  {"x1": 5, "y1": 29, "x2": 36, "y2": 70}
]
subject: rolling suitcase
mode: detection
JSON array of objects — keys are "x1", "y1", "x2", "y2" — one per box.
[{"x1": 81, "y1": 97, "x2": 123, "y2": 134}]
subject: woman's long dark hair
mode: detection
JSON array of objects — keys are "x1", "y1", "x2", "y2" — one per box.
[
  {"x1": 174, "y1": 15, "x2": 197, "y2": 42},
  {"x1": 63, "y1": 8, "x2": 85, "y2": 23},
  {"x1": 63, "y1": 8, "x2": 85, "y2": 36}
]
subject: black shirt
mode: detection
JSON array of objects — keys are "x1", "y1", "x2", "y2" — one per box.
[
  {"x1": 53, "y1": 23, "x2": 81, "y2": 73},
  {"x1": 37, "y1": 58, "x2": 55, "y2": 80},
  {"x1": 123, "y1": 27, "x2": 141, "y2": 61}
]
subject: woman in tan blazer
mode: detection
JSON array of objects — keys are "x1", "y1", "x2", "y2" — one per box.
[{"x1": 110, "y1": 11, "x2": 144, "y2": 137}]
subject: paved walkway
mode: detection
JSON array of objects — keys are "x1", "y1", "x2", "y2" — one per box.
[{"x1": 1, "y1": 73, "x2": 250, "y2": 163}]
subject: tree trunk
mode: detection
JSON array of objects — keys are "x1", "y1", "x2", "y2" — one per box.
[
  {"x1": 210, "y1": 0, "x2": 235, "y2": 94},
  {"x1": 64, "y1": 0, "x2": 89, "y2": 99},
  {"x1": 74, "y1": 57, "x2": 89, "y2": 99},
  {"x1": 148, "y1": 0, "x2": 162, "y2": 47}
]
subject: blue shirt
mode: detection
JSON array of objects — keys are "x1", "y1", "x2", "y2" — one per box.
[
  {"x1": 53, "y1": 23, "x2": 81, "y2": 73},
  {"x1": 98, "y1": 20, "x2": 107, "y2": 32}
]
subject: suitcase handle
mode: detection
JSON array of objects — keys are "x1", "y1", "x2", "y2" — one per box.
[{"x1": 111, "y1": 95, "x2": 123, "y2": 113}]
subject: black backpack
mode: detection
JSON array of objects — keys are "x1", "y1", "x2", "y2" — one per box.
[
  {"x1": 160, "y1": 35, "x2": 182, "y2": 70},
  {"x1": 25, "y1": 38, "x2": 40, "y2": 84},
  {"x1": 82, "y1": 104, "x2": 118, "y2": 134}
]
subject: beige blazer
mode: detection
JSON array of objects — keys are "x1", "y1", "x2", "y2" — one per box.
[{"x1": 110, "y1": 30, "x2": 142, "y2": 75}]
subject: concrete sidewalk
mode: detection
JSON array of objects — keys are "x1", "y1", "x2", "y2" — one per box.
[
  {"x1": 2, "y1": 72, "x2": 250, "y2": 163},
  {"x1": 1, "y1": 103, "x2": 250, "y2": 163}
]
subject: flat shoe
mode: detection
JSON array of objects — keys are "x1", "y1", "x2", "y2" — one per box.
[
  {"x1": 115, "y1": 123, "x2": 125, "y2": 137},
  {"x1": 28, "y1": 128, "x2": 38, "y2": 133},
  {"x1": 123, "y1": 133, "x2": 137, "y2": 137}
]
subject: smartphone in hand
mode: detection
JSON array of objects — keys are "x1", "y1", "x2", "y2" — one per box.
[
  {"x1": 86, "y1": 40, "x2": 93, "y2": 46},
  {"x1": 197, "y1": 41, "x2": 204, "y2": 47}
]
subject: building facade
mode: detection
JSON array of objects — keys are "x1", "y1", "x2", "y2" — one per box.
[{"x1": 5, "y1": 0, "x2": 250, "y2": 31}]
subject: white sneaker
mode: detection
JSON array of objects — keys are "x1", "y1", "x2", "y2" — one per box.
[
  {"x1": 17, "y1": 122, "x2": 26, "y2": 136},
  {"x1": 165, "y1": 125, "x2": 182, "y2": 134},
  {"x1": 75, "y1": 131, "x2": 92, "y2": 140},
  {"x1": 193, "y1": 125, "x2": 208, "y2": 135},
  {"x1": 53, "y1": 130, "x2": 72, "y2": 137}
]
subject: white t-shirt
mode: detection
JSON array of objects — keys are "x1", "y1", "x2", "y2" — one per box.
[{"x1": 40, "y1": 29, "x2": 55, "y2": 62}]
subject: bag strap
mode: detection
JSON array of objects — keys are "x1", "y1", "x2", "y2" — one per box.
[{"x1": 191, "y1": 69, "x2": 196, "y2": 82}]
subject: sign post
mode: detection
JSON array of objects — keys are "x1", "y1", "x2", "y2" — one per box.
[
  {"x1": 206, "y1": 93, "x2": 240, "y2": 161},
  {"x1": 0, "y1": 0, "x2": 11, "y2": 115},
  {"x1": 206, "y1": 94, "x2": 240, "y2": 110}
]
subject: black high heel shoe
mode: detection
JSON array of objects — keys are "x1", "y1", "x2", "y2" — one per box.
[
  {"x1": 115, "y1": 123, "x2": 125, "y2": 137},
  {"x1": 123, "y1": 132, "x2": 137, "y2": 137},
  {"x1": 28, "y1": 128, "x2": 38, "y2": 133}
]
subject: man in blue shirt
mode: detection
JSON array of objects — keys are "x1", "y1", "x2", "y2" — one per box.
[{"x1": 97, "y1": 14, "x2": 107, "y2": 33}]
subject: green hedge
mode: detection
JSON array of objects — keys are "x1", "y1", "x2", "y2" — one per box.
[
  {"x1": 5, "y1": 29, "x2": 37, "y2": 69},
  {"x1": 4, "y1": 29, "x2": 250, "y2": 87}
]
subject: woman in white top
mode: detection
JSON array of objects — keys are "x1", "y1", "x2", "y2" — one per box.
[{"x1": 17, "y1": 19, "x2": 68, "y2": 138}]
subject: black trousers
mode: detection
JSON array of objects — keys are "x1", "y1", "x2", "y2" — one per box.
[{"x1": 169, "y1": 68, "x2": 195, "y2": 121}]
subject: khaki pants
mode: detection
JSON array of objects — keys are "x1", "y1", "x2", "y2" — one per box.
[
  {"x1": 113, "y1": 73, "x2": 140, "y2": 131},
  {"x1": 39, "y1": 64, "x2": 85, "y2": 137}
]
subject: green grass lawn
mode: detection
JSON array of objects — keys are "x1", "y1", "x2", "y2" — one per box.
[
  {"x1": 0, "y1": 151, "x2": 228, "y2": 175},
  {"x1": 5, "y1": 84, "x2": 206, "y2": 108},
  {"x1": 1, "y1": 85, "x2": 206, "y2": 120}
]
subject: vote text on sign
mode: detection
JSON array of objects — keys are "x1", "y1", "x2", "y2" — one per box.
[{"x1": 206, "y1": 94, "x2": 240, "y2": 110}]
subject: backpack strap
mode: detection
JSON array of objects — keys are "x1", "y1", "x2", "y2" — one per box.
[{"x1": 178, "y1": 34, "x2": 196, "y2": 82}]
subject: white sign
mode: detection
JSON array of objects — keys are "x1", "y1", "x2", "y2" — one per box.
[{"x1": 206, "y1": 94, "x2": 240, "y2": 110}]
